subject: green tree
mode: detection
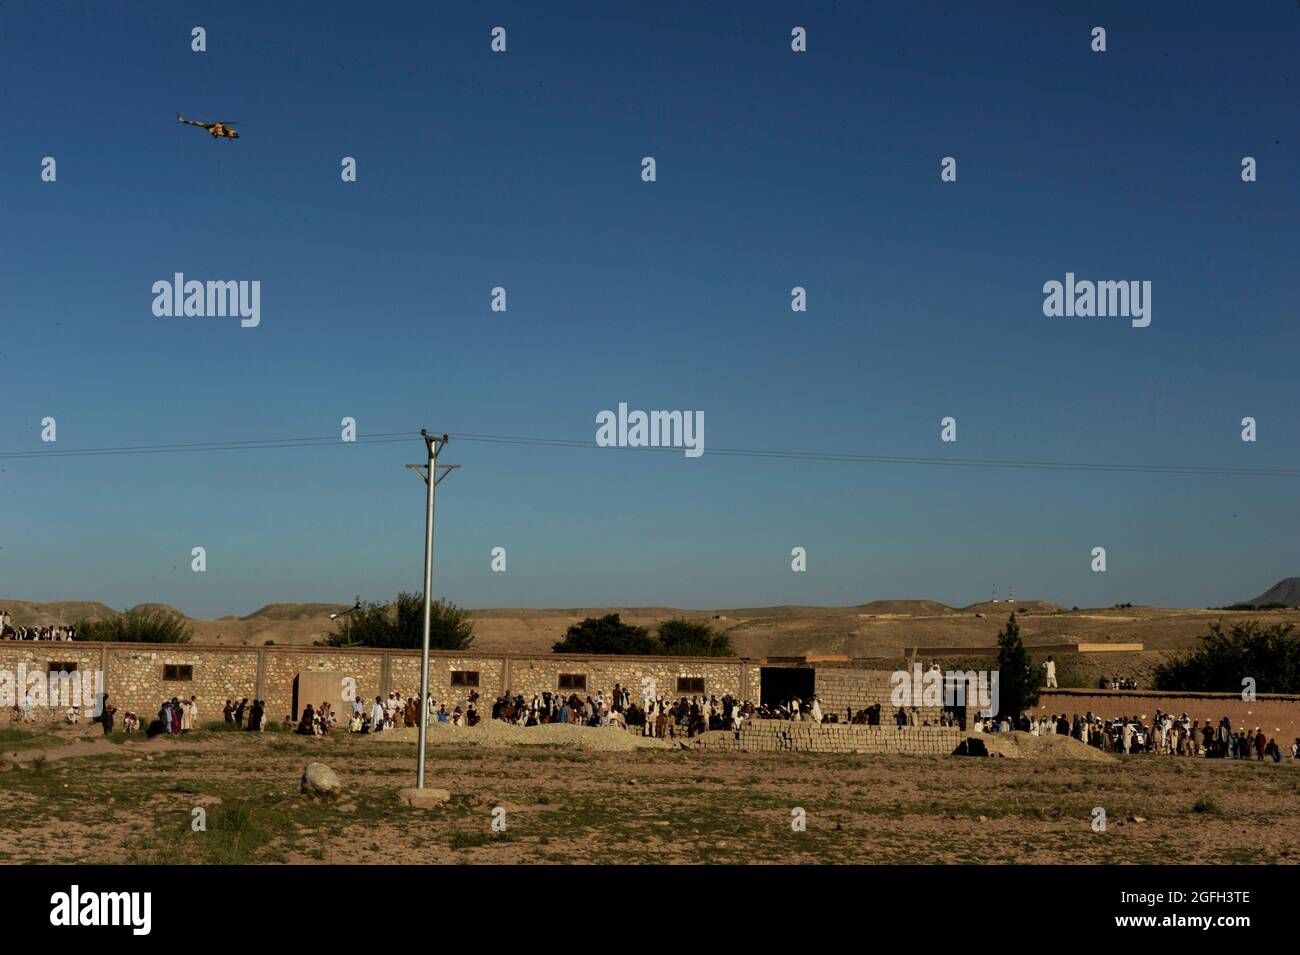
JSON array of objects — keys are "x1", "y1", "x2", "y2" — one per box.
[
  {"x1": 553, "y1": 614, "x2": 659, "y2": 655},
  {"x1": 75, "y1": 607, "x2": 192, "y2": 644},
  {"x1": 657, "y1": 618, "x2": 734, "y2": 656},
  {"x1": 994, "y1": 612, "x2": 1038, "y2": 720},
  {"x1": 323, "y1": 592, "x2": 474, "y2": 651},
  {"x1": 1154, "y1": 620, "x2": 1300, "y2": 693}
]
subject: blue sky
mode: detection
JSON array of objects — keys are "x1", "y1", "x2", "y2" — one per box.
[{"x1": 2, "y1": 1, "x2": 1298, "y2": 616}]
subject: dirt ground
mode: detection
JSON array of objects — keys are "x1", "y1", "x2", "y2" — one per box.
[{"x1": 0, "y1": 722, "x2": 1295, "y2": 865}]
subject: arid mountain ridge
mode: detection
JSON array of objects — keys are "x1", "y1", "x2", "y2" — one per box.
[{"x1": 5, "y1": 585, "x2": 1298, "y2": 667}]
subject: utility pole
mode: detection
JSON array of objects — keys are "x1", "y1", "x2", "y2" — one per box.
[{"x1": 405, "y1": 430, "x2": 459, "y2": 788}]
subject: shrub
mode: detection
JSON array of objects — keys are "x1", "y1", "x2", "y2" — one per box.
[
  {"x1": 553, "y1": 615, "x2": 737, "y2": 656},
  {"x1": 553, "y1": 614, "x2": 658, "y2": 655},
  {"x1": 656, "y1": 619, "x2": 734, "y2": 656},
  {"x1": 1154, "y1": 621, "x2": 1300, "y2": 693},
  {"x1": 322, "y1": 592, "x2": 474, "y2": 651},
  {"x1": 75, "y1": 607, "x2": 191, "y2": 644}
]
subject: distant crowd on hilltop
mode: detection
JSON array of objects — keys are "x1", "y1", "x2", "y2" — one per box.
[
  {"x1": 1098, "y1": 675, "x2": 1140, "y2": 690},
  {"x1": 0, "y1": 611, "x2": 76, "y2": 642}
]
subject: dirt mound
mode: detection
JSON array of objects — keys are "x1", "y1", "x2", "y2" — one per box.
[
  {"x1": 961, "y1": 731, "x2": 1114, "y2": 761},
  {"x1": 380, "y1": 722, "x2": 673, "y2": 752}
]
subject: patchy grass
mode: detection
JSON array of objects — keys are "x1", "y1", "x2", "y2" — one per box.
[
  {"x1": 0, "y1": 729, "x2": 1293, "y2": 864},
  {"x1": 0, "y1": 727, "x2": 68, "y2": 751}
]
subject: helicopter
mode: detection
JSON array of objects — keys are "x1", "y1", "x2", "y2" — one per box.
[{"x1": 177, "y1": 114, "x2": 240, "y2": 139}]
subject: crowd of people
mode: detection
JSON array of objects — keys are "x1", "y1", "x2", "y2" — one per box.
[
  {"x1": 970, "y1": 708, "x2": 1300, "y2": 760},
  {"x1": 337, "y1": 691, "x2": 475, "y2": 733},
  {"x1": 0, "y1": 621, "x2": 76, "y2": 641},
  {"x1": 7, "y1": 674, "x2": 1300, "y2": 764},
  {"x1": 149, "y1": 696, "x2": 198, "y2": 734},
  {"x1": 221, "y1": 697, "x2": 270, "y2": 731},
  {"x1": 64, "y1": 694, "x2": 196, "y2": 736},
  {"x1": 476, "y1": 688, "x2": 957, "y2": 738},
  {"x1": 480, "y1": 686, "x2": 753, "y2": 738}
]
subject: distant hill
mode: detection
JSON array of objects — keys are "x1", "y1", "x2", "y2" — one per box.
[
  {"x1": 10, "y1": 597, "x2": 1300, "y2": 663},
  {"x1": 0, "y1": 600, "x2": 121, "y2": 626},
  {"x1": 960, "y1": 600, "x2": 1064, "y2": 614},
  {"x1": 855, "y1": 599, "x2": 952, "y2": 615},
  {"x1": 242, "y1": 603, "x2": 351, "y2": 621},
  {"x1": 127, "y1": 603, "x2": 190, "y2": 619},
  {"x1": 1243, "y1": 578, "x2": 1300, "y2": 608}
]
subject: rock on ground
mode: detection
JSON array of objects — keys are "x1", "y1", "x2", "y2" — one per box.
[
  {"x1": 398, "y1": 787, "x2": 452, "y2": 808},
  {"x1": 301, "y1": 762, "x2": 342, "y2": 795}
]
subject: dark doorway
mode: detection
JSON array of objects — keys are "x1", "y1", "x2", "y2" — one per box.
[{"x1": 760, "y1": 667, "x2": 815, "y2": 708}]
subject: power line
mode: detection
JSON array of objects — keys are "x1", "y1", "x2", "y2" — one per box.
[
  {"x1": 0, "y1": 427, "x2": 1296, "y2": 478},
  {"x1": 432, "y1": 430, "x2": 1300, "y2": 478},
  {"x1": 0, "y1": 433, "x2": 414, "y2": 460}
]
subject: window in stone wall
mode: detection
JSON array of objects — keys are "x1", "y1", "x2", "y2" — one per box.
[
  {"x1": 450, "y1": 670, "x2": 480, "y2": 687},
  {"x1": 163, "y1": 664, "x2": 194, "y2": 681},
  {"x1": 48, "y1": 662, "x2": 78, "y2": 674},
  {"x1": 676, "y1": 676, "x2": 705, "y2": 694},
  {"x1": 558, "y1": 673, "x2": 587, "y2": 691}
]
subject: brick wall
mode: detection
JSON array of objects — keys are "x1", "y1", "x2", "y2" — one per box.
[
  {"x1": 1038, "y1": 689, "x2": 1300, "y2": 743},
  {"x1": 696, "y1": 719, "x2": 965, "y2": 755}
]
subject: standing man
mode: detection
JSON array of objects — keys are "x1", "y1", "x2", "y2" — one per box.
[
  {"x1": 1042, "y1": 656, "x2": 1058, "y2": 689},
  {"x1": 100, "y1": 694, "x2": 115, "y2": 734}
]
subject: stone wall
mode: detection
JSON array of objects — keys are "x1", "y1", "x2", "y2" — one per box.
[
  {"x1": 17, "y1": 639, "x2": 1292, "y2": 747},
  {"x1": 697, "y1": 720, "x2": 965, "y2": 755},
  {"x1": 0, "y1": 641, "x2": 752, "y2": 723}
]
